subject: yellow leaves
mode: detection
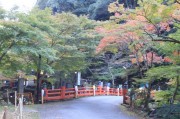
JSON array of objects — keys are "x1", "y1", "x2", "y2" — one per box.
[
  {"x1": 136, "y1": 0, "x2": 177, "y2": 23},
  {"x1": 131, "y1": 57, "x2": 143, "y2": 64},
  {"x1": 108, "y1": 1, "x2": 124, "y2": 13},
  {"x1": 99, "y1": 21, "x2": 119, "y2": 31},
  {"x1": 128, "y1": 13, "x2": 136, "y2": 20},
  {"x1": 167, "y1": 78, "x2": 176, "y2": 85},
  {"x1": 108, "y1": 1, "x2": 129, "y2": 23},
  {"x1": 172, "y1": 3, "x2": 180, "y2": 20}
]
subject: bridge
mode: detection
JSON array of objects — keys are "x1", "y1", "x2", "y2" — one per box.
[
  {"x1": 35, "y1": 96, "x2": 137, "y2": 119},
  {"x1": 33, "y1": 87, "x2": 136, "y2": 119},
  {"x1": 42, "y1": 86, "x2": 128, "y2": 103}
]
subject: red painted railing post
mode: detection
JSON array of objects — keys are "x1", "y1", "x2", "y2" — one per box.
[
  {"x1": 99, "y1": 86, "x2": 102, "y2": 95},
  {"x1": 61, "y1": 86, "x2": 66, "y2": 99},
  {"x1": 117, "y1": 88, "x2": 120, "y2": 96},
  {"x1": 119, "y1": 89, "x2": 122, "y2": 96},
  {"x1": 93, "y1": 85, "x2": 96, "y2": 96},
  {"x1": 106, "y1": 87, "x2": 109, "y2": 95}
]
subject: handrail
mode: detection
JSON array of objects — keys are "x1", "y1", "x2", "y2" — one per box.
[{"x1": 42, "y1": 86, "x2": 127, "y2": 103}]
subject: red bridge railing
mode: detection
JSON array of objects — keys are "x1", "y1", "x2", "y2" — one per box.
[{"x1": 41, "y1": 86, "x2": 127, "y2": 103}]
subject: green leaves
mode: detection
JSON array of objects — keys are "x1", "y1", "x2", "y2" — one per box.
[
  {"x1": 146, "y1": 65, "x2": 180, "y2": 79},
  {"x1": 0, "y1": 7, "x2": 101, "y2": 79}
]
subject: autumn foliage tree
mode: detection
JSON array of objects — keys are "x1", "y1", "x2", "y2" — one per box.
[{"x1": 94, "y1": 0, "x2": 180, "y2": 110}]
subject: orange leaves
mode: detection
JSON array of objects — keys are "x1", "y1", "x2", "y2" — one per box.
[
  {"x1": 135, "y1": 15, "x2": 147, "y2": 22},
  {"x1": 96, "y1": 36, "x2": 118, "y2": 53},
  {"x1": 159, "y1": 22, "x2": 171, "y2": 32},
  {"x1": 146, "y1": 52, "x2": 163, "y2": 64},
  {"x1": 172, "y1": 3, "x2": 180, "y2": 20},
  {"x1": 131, "y1": 52, "x2": 166, "y2": 64},
  {"x1": 145, "y1": 24, "x2": 156, "y2": 33},
  {"x1": 130, "y1": 51, "x2": 173, "y2": 65},
  {"x1": 95, "y1": 30, "x2": 140, "y2": 53},
  {"x1": 95, "y1": 19, "x2": 143, "y2": 53},
  {"x1": 164, "y1": 57, "x2": 171, "y2": 63},
  {"x1": 131, "y1": 57, "x2": 143, "y2": 64},
  {"x1": 173, "y1": 51, "x2": 180, "y2": 56}
]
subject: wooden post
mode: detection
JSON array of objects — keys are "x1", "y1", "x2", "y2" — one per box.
[
  {"x1": 6, "y1": 89, "x2": 9, "y2": 105},
  {"x1": 21, "y1": 95, "x2": 24, "y2": 110},
  {"x1": 41, "y1": 89, "x2": 44, "y2": 104},
  {"x1": 19, "y1": 98, "x2": 23, "y2": 119},
  {"x1": 3, "y1": 106, "x2": 7, "y2": 119},
  {"x1": 61, "y1": 86, "x2": 66, "y2": 99},
  {"x1": 93, "y1": 85, "x2": 96, "y2": 96},
  {"x1": 15, "y1": 91, "x2": 17, "y2": 108},
  {"x1": 117, "y1": 88, "x2": 120, "y2": 96}
]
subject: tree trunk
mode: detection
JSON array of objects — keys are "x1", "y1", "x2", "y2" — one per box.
[
  {"x1": 18, "y1": 78, "x2": 24, "y2": 93},
  {"x1": 151, "y1": 52, "x2": 154, "y2": 67},
  {"x1": 36, "y1": 54, "x2": 41, "y2": 104},
  {"x1": 133, "y1": 46, "x2": 143, "y2": 78},
  {"x1": 59, "y1": 78, "x2": 62, "y2": 87},
  {"x1": 130, "y1": 88, "x2": 135, "y2": 108},
  {"x1": 143, "y1": 52, "x2": 149, "y2": 70},
  {"x1": 144, "y1": 82, "x2": 152, "y2": 111},
  {"x1": 108, "y1": 63, "x2": 114, "y2": 88},
  {"x1": 171, "y1": 76, "x2": 179, "y2": 104}
]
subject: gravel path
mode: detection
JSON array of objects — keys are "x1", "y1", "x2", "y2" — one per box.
[{"x1": 32, "y1": 96, "x2": 137, "y2": 119}]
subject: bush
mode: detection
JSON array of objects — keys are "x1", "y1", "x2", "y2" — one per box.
[
  {"x1": 149, "y1": 104, "x2": 180, "y2": 119},
  {"x1": 154, "y1": 90, "x2": 171, "y2": 106},
  {"x1": 134, "y1": 98, "x2": 144, "y2": 107}
]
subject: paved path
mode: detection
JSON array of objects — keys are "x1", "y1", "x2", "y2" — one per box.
[{"x1": 32, "y1": 96, "x2": 137, "y2": 119}]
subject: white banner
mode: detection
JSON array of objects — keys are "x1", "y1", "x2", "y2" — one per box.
[{"x1": 77, "y1": 72, "x2": 81, "y2": 85}]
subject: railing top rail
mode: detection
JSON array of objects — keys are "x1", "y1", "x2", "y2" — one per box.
[
  {"x1": 66, "y1": 88, "x2": 75, "y2": 91},
  {"x1": 47, "y1": 89, "x2": 62, "y2": 91},
  {"x1": 42, "y1": 87, "x2": 128, "y2": 103}
]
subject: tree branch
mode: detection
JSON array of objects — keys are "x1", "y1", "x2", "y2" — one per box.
[
  {"x1": 0, "y1": 41, "x2": 15, "y2": 62},
  {"x1": 154, "y1": 36, "x2": 180, "y2": 44},
  {"x1": 152, "y1": 39, "x2": 180, "y2": 44},
  {"x1": 175, "y1": 0, "x2": 180, "y2": 4},
  {"x1": 144, "y1": 30, "x2": 180, "y2": 44}
]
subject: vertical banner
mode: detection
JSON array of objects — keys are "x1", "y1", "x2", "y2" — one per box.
[
  {"x1": 77, "y1": 72, "x2": 81, "y2": 85},
  {"x1": 41, "y1": 89, "x2": 44, "y2": 104},
  {"x1": 101, "y1": 82, "x2": 103, "y2": 87}
]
